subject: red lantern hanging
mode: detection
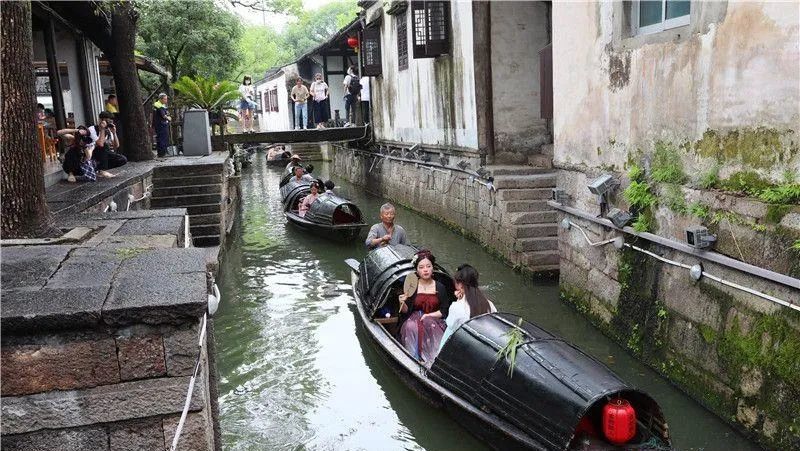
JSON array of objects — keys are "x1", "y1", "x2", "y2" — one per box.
[
  {"x1": 347, "y1": 36, "x2": 359, "y2": 48},
  {"x1": 602, "y1": 398, "x2": 637, "y2": 445}
]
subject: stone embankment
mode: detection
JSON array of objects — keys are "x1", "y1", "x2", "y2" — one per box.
[{"x1": 332, "y1": 146, "x2": 559, "y2": 274}]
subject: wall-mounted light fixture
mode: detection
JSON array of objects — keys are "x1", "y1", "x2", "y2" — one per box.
[
  {"x1": 606, "y1": 208, "x2": 632, "y2": 228},
  {"x1": 587, "y1": 174, "x2": 619, "y2": 216},
  {"x1": 685, "y1": 226, "x2": 717, "y2": 249}
]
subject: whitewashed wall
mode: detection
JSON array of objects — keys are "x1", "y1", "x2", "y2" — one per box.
[
  {"x1": 255, "y1": 73, "x2": 291, "y2": 132},
  {"x1": 366, "y1": 1, "x2": 478, "y2": 150}
]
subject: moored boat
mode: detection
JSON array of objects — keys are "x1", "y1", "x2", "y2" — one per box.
[
  {"x1": 281, "y1": 178, "x2": 367, "y2": 242},
  {"x1": 344, "y1": 245, "x2": 673, "y2": 451}
]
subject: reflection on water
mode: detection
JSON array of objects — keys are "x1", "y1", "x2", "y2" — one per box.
[{"x1": 216, "y1": 157, "x2": 758, "y2": 451}]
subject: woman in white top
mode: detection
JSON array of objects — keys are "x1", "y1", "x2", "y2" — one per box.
[
  {"x1": 309, "y1": 73, "x2": 329, "y2": 129},
  {"x1": 439, "y1": 264, "x2": 497, "y2": 352},
  {"x1": 238, "y1": 76, "x2": 256, "y2": 133}
]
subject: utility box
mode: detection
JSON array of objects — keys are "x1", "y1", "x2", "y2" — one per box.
[{"x1": 182, "y1": 109, "x2": 212, "y2": 156}]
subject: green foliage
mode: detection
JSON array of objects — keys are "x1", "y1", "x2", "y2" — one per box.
[
  {"x1": 137, "y1": 0, "x2": 244, "y2": 81},
  {"x1": 623, "y1": 180, "x2": 657, "y2": 209},
  {"x1": 651, "y1": 141, "x2": 687, "y2": 184},
  {"x1": 757, "y1": 184, "x2": 800, "y2": 204},
  {"x1": 687, "y1": 201, "x2": 711, "y2": 220},
  {"x1": 496, "y1": 318, "x2": 526, "y2": 378},
  {"x1": 234, "y1": 25, "x2": 293, "y2": 81},
  {"x1": 627, "y1": 164, "x2": 645, "y2": 182},
  {"x1": 718, "y1": 171, "x2": 772, "y2": 195},
  {"x1": 698, "y1": 164, "x2": 720, "y2": 189},
  {"x1": 782, "y1": 169, "x2": 797, "y2": 185},
  {"x1": 171, "y1": 76, "x2": 240, "y2": 110},
  {"x1": 279, "y1": 1, "x2": 360, "y2": 62},
  {"x1": 663, "y1": 184, "x2": 687, "y2": 213},
  {"x1": 632, "y1": 214, "x2": 652, "y2": 232},
  {"x1": 792, "y1": 240, "x2": 800, "y2": 251}
]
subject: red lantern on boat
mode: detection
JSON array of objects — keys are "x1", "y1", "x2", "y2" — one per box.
[
  {"x1": 347, "y1": 36, "x2": 359, "y2": 48},
  {"x1": 602, "y1": 398, "x2": 636, "y2": 445}
]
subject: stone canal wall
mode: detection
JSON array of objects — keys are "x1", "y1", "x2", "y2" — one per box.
[
  {"x1": 332, "y1": 146, "x2": 560, "y2": 274},
  {"x1": 1, "y1": 212, "x2": 220, "y2": 449}
]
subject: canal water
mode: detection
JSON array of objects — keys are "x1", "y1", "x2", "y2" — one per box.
[{"x1": 216, "y1": 157, "x2": 759, "y2": 451}]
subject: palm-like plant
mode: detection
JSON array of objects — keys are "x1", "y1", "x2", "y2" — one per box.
[{"x1": 171, "y1": 75, "x2": 241, "y2": 111}]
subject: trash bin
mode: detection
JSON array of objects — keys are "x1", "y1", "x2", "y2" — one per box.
[{"x1": 182, "y1": 109, "x2": 212, "y2": 156}]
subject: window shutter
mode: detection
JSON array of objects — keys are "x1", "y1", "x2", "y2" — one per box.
[
  {"x1": 362, "y1": 27, "x2": 382, "y2": 76},
  {"x1": 411, "y1": 1, "x2": 450, "y2": 59},
  {"x1": 397, "y1": 11, "x2": 408, "y2": 70}
]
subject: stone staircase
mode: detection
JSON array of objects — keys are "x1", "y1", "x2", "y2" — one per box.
[
  {"x1": 150, "y1": 165, "x2": 223, "y2": 247},
  {"x1": 488, "y1": 165, "x2": 559, "y2": 273},
  {"x1": 287, "y1": 143, "x2": 324, "y2": 161}
]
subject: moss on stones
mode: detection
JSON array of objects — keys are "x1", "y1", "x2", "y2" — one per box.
[
  {"x1": 694, "y1": 127, "x2": 798, "y2": 169},
  {"x1": 651, "y1": 141, "x2": 687, "y2": 184}
]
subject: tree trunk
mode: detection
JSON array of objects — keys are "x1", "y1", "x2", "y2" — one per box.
[
  {"x1": 109, "y1": 3, "x2": 152, "y2": 161},
  {"x1": 1, "y1": 1, "x2": 55, "y2": 238}
]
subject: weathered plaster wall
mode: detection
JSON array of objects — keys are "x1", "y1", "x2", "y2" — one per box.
[
  {"x1": 33, "y1": 28, "x2": 87, "y2": 125},
  {"x1": 552, "y1": 1, "x2": 799, "y2": 181},
  {"x1": 367, "y1": 2, "x2": 478, "y2": 150},
  {"x1": 490, "y1": 1, "x2": 550, "y2": 160}
]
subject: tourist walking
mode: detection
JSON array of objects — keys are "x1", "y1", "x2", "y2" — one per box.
[
  {"x1": 309, "y1": 73, "x2": 329, "y2": 129},
  {"x1": 238, "y1": 76, "x2": 256, "y2": 133},
  {"x1": 291, "y1": 78, "x2": 310, "y2": 130},
  {"x1": 153, "y1": 93, "x2": 171, "y2": 157}
]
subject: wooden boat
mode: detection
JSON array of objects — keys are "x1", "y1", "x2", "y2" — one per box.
[
  {"x1": 344, "y1": 245, "x2": 673, "y2": 451},
  {"x1": 281, "y1": 178, "x2": 367, "y2": 242}
]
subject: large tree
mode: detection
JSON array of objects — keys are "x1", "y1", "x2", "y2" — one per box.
[
  {"x1": 279, "y1": 1, "x2": 360, "y2": 61},
  {"x1": 49, "y1": 1, "x2": 152, "y2": 161},
  {"x1": 1, "y1": 1, "x2": 54, "y2": 238},
  {"x1": 234, "y1": 25, "x2": 292, "y2": 81},
  {"x1": 137, "y1": 0, "x2": 244, "y2": 83}
]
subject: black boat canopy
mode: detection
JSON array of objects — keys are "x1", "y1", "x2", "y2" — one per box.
[
  {"x1": 279, "y1": 175, "x2": 313, "y2": 211},
  {"x1": 356, "y1": 244, "x2": 451, "y2": 316},
  {"x1": 429, "y1": 312, "x2": 671, "y2": 450},
  {"x1": 304, "y1": 194, "x2": 365, "y2": 226}
]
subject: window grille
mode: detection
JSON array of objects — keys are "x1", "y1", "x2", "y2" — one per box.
[
  {"x1": 633, "y1": 0, "x2": 690, "y2": 35},
  {"x1": 411, "y1": 1, "x2": 450, "y2": 59},
  {"x1": 362, "y1": 27, "x2": 382, "y2": 76},
  {"x1": 397, "y1": 11, "x2": 408, "y2": 70}
]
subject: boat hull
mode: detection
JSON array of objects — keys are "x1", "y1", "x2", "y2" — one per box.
[
  {"x1": 285, "y1": 211, "x2": 366, "y2": 242},
  {"x1": 350, "y1": 271, "x2": 547, "y2": 451}
]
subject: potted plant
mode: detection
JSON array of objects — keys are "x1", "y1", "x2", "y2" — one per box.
[{"x1": 172, "y1": 75, "x2": 240, "y2": 134}]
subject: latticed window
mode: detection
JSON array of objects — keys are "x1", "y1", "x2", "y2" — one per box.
[
  {"x1": 362, "y1": 26, "x2": 382, "y2": 76},
  {"x1": 411, "y1": 1, "x2": 450, "y2": 59},
  {"x1": 397, "y1": 11, "x2": 408, "y2": 70}
]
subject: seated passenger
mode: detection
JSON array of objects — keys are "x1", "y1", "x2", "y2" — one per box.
[
  {"x1": 397, "y1": 249, "x2": 453, "y2": 362},
  {"x1": 323, "y1": 180, "x2": 335, "y2": 195},
  {"x1": 366, "y1": 203, "x2": 408, "y2": 250},
  {"x1": 298, "y1": 180, "x2": 321, "y2": 217},
  {"x1": 292, "y1": 165, "x2": 305, "y2": 181},
  {"x1": 439, "y1": 264, "x2": 497, "y2": 351}
]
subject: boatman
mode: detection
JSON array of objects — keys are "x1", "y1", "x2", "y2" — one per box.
[
  {"x1": 285, "y1": 154, "x2": 302, "y2": 172},
  {"x1": 366, "y1": 203, "x2": 409, "y2": 250}
]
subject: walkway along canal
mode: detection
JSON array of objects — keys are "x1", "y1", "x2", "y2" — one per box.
[{"x1": 215, "y1": 157, "x2": 759, "y2": 450}]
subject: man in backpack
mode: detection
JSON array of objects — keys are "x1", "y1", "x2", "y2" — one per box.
[{"x1": 342, "y1": 65, "x2": 360, "y2": 127}]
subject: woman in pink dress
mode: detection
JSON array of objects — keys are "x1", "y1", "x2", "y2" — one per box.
[
  {"x1": 298, "y1": 181, "x2": 321, "y2": 217},
  {"x1": 397, "y1": 249, "x2": 454, "y2": 363}
]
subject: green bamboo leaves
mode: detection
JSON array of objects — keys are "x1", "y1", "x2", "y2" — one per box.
[{"x1": 496, "y1": 318, "x2": 526, "y2": 378}]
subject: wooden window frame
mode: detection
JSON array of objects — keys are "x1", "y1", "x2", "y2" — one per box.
[
  {"x1": 410, "y1": 1, "x2": 450, "y2": 59},
  {"x1": 362, "y1": 26, "x2": 382, "y2": 76}
]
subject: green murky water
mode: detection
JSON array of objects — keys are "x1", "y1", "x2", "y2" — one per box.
[{"x1": 216, "y1": 157, "x2": 759, "y2": 451}]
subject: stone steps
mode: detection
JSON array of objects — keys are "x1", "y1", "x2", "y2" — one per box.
[
  {"x1": 193, "y1": 235, "x2": 220, "y2": 247},
  {"x1": 152, "y1": 184, "x2": 221, "y2": 198},
  {"x1": 190, "y1": 224, "x2": 220, "y2": 237},
  {"x1": 508, "y1": 211, "x2": 559, "y2": 224},
  {"x1": 519, "y1": 251, "x2": 560, "y2": 267},
  {"x1": 496, "y1": 188, "x2": 552, "y2": 201},
  {"x1": 189, "y1": 213, "x2": 221, "y2": 225},
  {"x1": 153, "y1": 164, "x2": 222, "y2": 178},
  {"x1": 492, "y1": 173, "x2": 556, "y2": 189},
  {"x1": 487, "y1": 165, "x2": 551, "y2": 176},
  {"x1": 503, "y1": 200, "x2": 552, "y2": 213},
  {"x1": 153, "y1": 174, "x2": 222, "y2": 188},
  {"x1": 151, "y1": 194, "x2": 221, "y2": 209},
  {"x1": 185, "y1": 203, "x2": 222, "y2": 216},
  {"x1": 511, "y1": 223, "x2": 558, "y2": 238},
  {"x1": 515, "y1": 237, "x2": 558, "y2": 252}
]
